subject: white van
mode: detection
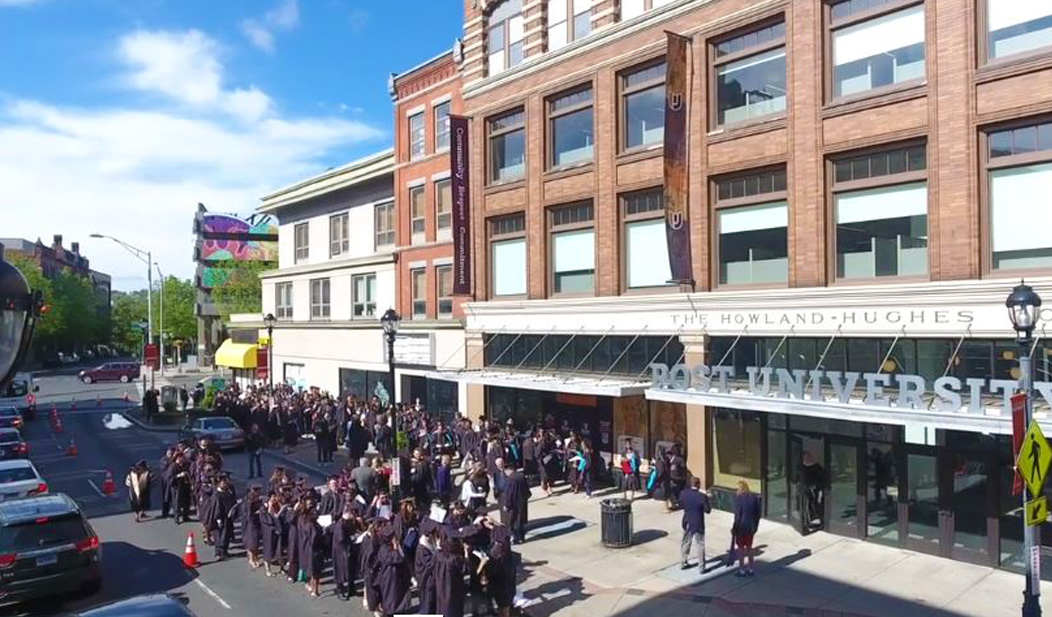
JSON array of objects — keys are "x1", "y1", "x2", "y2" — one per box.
[{"x1": 0, "y1": 373, "x2": 37, "y2": 420}]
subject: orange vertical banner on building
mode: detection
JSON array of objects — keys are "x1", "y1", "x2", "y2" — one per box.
[
  {"x1": 663, "y1": 32, "x2": 693, "y2": 285},
  {"x1": 450, "y1": 115, "x2": 473, "y2": 295}
]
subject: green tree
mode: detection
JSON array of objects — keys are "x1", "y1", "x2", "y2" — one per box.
[
  {"x1": 153, "y1": 276, "x2": 197, "y2": 342},
  {"x1": 211, "y1": 261, "x2": 267, "y2": 319},
  {"x1": 51, "y1": 269, "x2": 99, "y2": 349},
  {"x1": 7, "y1": 256, "x2": 57, "y2": 355},
  {"x1": 110, "y1": 291, "x2": 148, "y2": 355}
]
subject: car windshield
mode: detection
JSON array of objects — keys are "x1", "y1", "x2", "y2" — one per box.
[
  {"x1": 1, "y1": 383, "x2": 27, "y2": 398},
  {"x1": 0, "y1": 468, "x2": 35, "y2": 483},
  {"x1": 0, "y1": 432, "x2": 21, "y2": 445},
  {"x1": 202, "y1": 418, "x2": 236, "y2": 430},
  {"x1": 0, "y1": 516, "x2": 88, "y2": 552}
]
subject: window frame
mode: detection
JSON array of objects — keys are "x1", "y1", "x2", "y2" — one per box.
[
  {"x1": 487, "y1": 107, "x2": 527, "y2": 184},
  {"x1": 710, "y1": 167, "x2": 790, "y2": 289},
  {"x1": 823, "y1": 0, "x2": 927, "y2": 104},
  {"x1": 826, "y1": 141, "x2": 930, "y2": 284},
  {"x1": 619, "y1": 187, "x2": 674, "y2": 292},
  {"x1": 547, "y1": 84, "x2": 595, "y2": 170},
  {"x1": 409, "y1": 185, "x2": 427, "y2": 244},
  {"x1": 709, "y1": 15, "x2": 788, "y2": 131},
  {"x1": 293, "y1": 222, "x2": 309, "y2": 263},
  {"x1": 980, "y1": 116, "x2": 1052, "y2": 277},
  {"x1": 547, "y1": 0, "x2": 592, "y2": 52},
  {"x1": 275, "y1": 282, "x2": 293, "y2": 320},
  {"x1": 351, "y1": 273, "x2": 377, "y2": 319},
  {"x1": 436, "y1": 264, "x2": 454, "y2": 318},
  {"x1": 547, "y1": 200, "x2": 596, "y2": 297},
  {"x1": 329, "y1": 213, "x2": 349, "y2": 257},
  {"x1": 435, "y1": 179, "x2": 453, "y2": 238},
  {"x1": 309, "y1": 278, "x2": 331, "y2": 321},
  {"x1": 488, "y1": 212, "x2": 528, "y2": 299},
  {"x1": 411, "y1": 268, "x2": 427, "y2": 319},
  {"x1": 979, "y1": 0, "x2": 1052, "y2": 66},
  {"x1": 487, "y1": 0, "x2": 524, "y2": 76},
  {"x1": 619, "y1": 57, "x2": 666, "y2": 153},
  {"x1": 409, "y1": 111, "x2": 426, "y2": 160},
  {"x1": 375, "y1": 202, "x2": 396, "y2": 249},
  {"x1": 434, "y1": 101, "x2": 451, "y2": 152}
]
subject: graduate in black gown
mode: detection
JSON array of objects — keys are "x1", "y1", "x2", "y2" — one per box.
[
  {"x1": 212, "y1": 477, "x2": 238, "y2": 560},
  {"x1": 259, "y1": 494, "x2": 284, "y2": 577},
  {"x1": 359, "y1": 522, "x2": 383, "y2": 614},
  {"x1": 413, "y1": 519, "x2": 438, "y2": 615},
  {"x1": 377, "y1": 526, "x2": 411, "y2": 616},
  {"x1": 434, "y1": 528, "x2": 467, "y2": 617},
  {"x1": 241, "y1": 486, "x2": 263, "y2": 568},
  {"x1": 331, "y1": 506, "x2": 361, "y2": 600},
  {"x1": 297, "y1": 501, "x2": 323, "y2": 597},
  {"x1": 284, "y1": 500, "x2": 301, "y2": 583},
  {"x1": 168, "y1": 455, "x2": 192, "y2": 524},
  {"x1": 486, "y1": 521, "x2": 518, "y2": 617},
  {"x1": 500, "y1": 466, "x2": 532, "y2": 544}
]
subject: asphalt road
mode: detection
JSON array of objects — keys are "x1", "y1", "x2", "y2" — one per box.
[{"x1": 7, "y1": 375, "x2": 361, "y2": 617}]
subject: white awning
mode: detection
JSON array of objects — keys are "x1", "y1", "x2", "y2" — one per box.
[{"x1": 424, "y1": 369, "x2": 648, "y2": 397}]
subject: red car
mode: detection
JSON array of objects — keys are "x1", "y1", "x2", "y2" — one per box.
[{"x1": 78, "y1": 363, "x2": 141, "y2": 385}]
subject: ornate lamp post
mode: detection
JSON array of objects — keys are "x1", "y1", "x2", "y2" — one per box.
[
  {"x1": 1007, "y1": 280, "x2": 1043, "y2": 617},
  {"x1": 263, "y1": 313, "x2": 276, "y2": 412},
  {"x1": 0, "y1": 248, "x2": 42, "y2": 393}
]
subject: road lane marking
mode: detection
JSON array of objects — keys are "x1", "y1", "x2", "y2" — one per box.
[
  {"x1": 194, "y1": 579, "x2": 232, "y2": 610},
  {"x1": 86, "y1": 479, "x2": 106, "y2": 498}
]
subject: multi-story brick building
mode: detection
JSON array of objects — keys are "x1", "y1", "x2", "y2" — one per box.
[
  {"x1": 427, "y1": 0, "x2": 1052, "y2": 571},
  {"x1": 0, "y1": 235, "x2": 112, "y2": 320}
]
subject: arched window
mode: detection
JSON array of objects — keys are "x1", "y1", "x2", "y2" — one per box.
[
  {"x1": 548, "y1": 0, "x2": 591, "y2": 52},
  {"x1": 488, "y1": 0, "x2": 524, "y2": 75}
]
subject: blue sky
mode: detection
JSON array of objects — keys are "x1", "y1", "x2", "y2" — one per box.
[{"x1": 0, "y1": 0, "x2": 463, "y2": 289}]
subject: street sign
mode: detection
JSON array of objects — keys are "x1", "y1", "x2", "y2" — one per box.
[
  {"x1": 1017, "y1": 421, "x2": 1052, "y2": 497},
  {"x1": 1031, "y1": 545, "x2": 1043, "y2": 595},
  {"x1": 1027, "y1": 496, "x2": 1049, "y2": 527},
  {"x1": 144, "y1": 344, "x2": 160, "y2": 371},
  {"x1": 1013, "y1": 393, "x2": 1027, "y2": 496}
]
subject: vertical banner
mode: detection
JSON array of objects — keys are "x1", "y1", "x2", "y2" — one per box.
[
  {"x1": 1013, "y1": 392, "x2": 1027, "y2": 496},
  {"x1": 663, "y1": 32, "x2": 693, "y2": 285},
  {"x1": 450, "y1": 115, "x2": 473, "y2": 295}
]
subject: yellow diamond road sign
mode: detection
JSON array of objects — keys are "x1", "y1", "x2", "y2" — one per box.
[
  {"x1": 1027, "y1": 496, "x2": 1049, "y2": 527},
  {"x1": 1017, "y1": 421, "x2": 1052, "y2": 497}
]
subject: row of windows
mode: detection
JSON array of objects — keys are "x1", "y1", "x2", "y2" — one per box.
[
  {"x1": 484, "y1": 0, "x2": 1052, "y2": 182},
  {"x1": 291, "y1": 203, "x2": 397, "y2": 265},
  {"x1": 409, "y1": 179, "x2": 453, "y2": 244},
  {"x1": 485, "y1": 117, "x2": 1052, "y2": 297},
  {"x1": 407, "y1": 100, "x2": 451, "y2": 161},
  {"x1": 274, "y1": 275, "x2": 376, "y2": 321},
  {"x1": 411, "y1": 265, "x2": 455, "y2": 319},
  {"x1": 484, "y1": 333, "x2": 684, "y2": 377}
]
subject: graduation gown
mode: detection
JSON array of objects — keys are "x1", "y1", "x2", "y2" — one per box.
[
  {"x1": 414, "y1": 540, "x2": 437, "y2": 615},
  {"x1": 284, "y1": 508, "x2": 300, "y2": 577},
  {"x1": 296, "y1": 517, "x2": 323, "y2": 579},
  {"x1": 487, "y1": 528, "x2": 517, "y2": 608},
  {"x1": 501, "y1": 471, "x2": 532, "y2": 540},
  {"x1": 213, "y1": 490, "x2": 238, "y2": 553},
  {"x1": 259, "y1": 507, "x2": 282, "y2": 563},
  {"x1": 319, "y1": 490, "x2": 343, "y2": 517},
  {"x1": 359, "y1": 533, "x2": 382, "y2": 612},
  {"x1": 331, "y1": 518, "x2": 359, "y2": 592},
  {"x1": 241, "y1": 500, "x2": 261, "y2": 553},
  {"x1": 377, "y1": 544, "x2": 411, "y2": 615},
  {"x1": 434, "y1": 550, "x2": 467, "y2": 617}
]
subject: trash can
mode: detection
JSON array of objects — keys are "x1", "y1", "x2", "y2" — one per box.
[{"x1": 600, "y1": 497, "x2": 633, "y2": 548}]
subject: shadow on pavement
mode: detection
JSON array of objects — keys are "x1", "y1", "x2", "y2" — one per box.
[
  {"x1": 631, "y1": 529, "x2": 668, "y2": 545},
  {"x1": 526, "y1": 515, "x2": 588, "y2": 542}
]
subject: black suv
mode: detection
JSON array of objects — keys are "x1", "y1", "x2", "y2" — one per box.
[{"x1": 0, "y1": 494, "x2": 101, "y2": 605}]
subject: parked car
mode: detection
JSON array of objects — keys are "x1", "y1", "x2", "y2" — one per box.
[
  {"x1": 78, "y1": 362, "x2": 141, "y2": 385},
  {"x1": 0, "y1": 430, "x2": 29, "y2": 460},
  {"x1": 0, "y1": 493, "x2": 101, "y2": 605},
  {"x1": 0, "y1": 460, "x2": 47, "y2": 501},
  {"x1": 181, "y1": 416, "x2": 244, "y2": 450},
  {"x1": 68, "y1": 594, "x2": 195, "y2": 616},
  {"x1": 0, "y1": 374, "x2": 36, "y2": 421},
  {"x1": 0, "y1": 408, "x2": 24, "y2": 430}
]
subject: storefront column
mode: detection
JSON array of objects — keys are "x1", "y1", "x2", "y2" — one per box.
[
  {"x1": 465, "y1": 331, "x2": 485, "y2": 422},
  {"x1": 680, "y1": 333, "x2": 709, "y2": 487}
]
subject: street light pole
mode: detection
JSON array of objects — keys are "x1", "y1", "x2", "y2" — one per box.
[
  {"x1": 89, "y1": 234, "x2": 153, "y2": 359},
  {"x1": 154, "y1": 263, "x2": 164, "y2": 375},
  {"x1": 263, "y1": 313, "x2": 275, "y2": 413},
  {"x1": 1007, "y1": 281, "x2": 1044, "y2": 617}
]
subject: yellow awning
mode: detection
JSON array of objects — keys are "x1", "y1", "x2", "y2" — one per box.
[{"x1": 215, "y1": 340, "x2": 258, "y2": 369}]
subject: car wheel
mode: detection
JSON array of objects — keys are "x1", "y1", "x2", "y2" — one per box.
[
  {"x1": 119, "y1": 375, "x2": 130, "y2": 383},
  {"x1": 82, "y1": 376, "x2": 93, "y2": 385}
]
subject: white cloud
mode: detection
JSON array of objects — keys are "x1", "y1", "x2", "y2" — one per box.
[
  {"x1": 0, "y1": 26, "x2": 384, "y2": 291},
  {"x1": 242, "y1": 0, "x2": 300, "y2": 54}
]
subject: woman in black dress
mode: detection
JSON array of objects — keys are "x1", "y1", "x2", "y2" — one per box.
[
  {"x1": 282, "y1": 410, "x2": 299, "y2": 455},
  {"x1": 414, "y1": 521, "x2": 438, "y2": 614},
  {"x1": 296, "y1": 501, "x2": 323, "y2": 597},
  {"x1": 259, "y1": 494, "x2": 284, "y2": 577},
  {"x1": 434, "y1": 530, "x2": 467, "y2": 617},
  {"x1": 359, "y1": 522, "x2": 383, "y2": 613},
  {"x1": 241, "y1": 488, "x2": 263, "y2": 569},
  {"x1": 377, "y1": 526, "x2": 411, "y2": 616},
  {"x1": 331, "y1": 506, "x2": 361, "y2": 600}
]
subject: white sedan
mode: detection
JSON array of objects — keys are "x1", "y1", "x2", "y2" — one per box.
[{"x1": 0, "y1": 459, "x2": 47, "y2": 500}]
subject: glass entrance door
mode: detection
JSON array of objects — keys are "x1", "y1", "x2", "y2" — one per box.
[
  {"x1": 827, "y1": 440, "x2": 862, "y2": 536},
  {"x1": 904, "y1": 449, "x2": 941, "y2": 554},
  {"x1": 789, "y1": 434, "x2": 825, "y2": 532}
]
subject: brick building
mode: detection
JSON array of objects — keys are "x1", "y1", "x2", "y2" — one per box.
[
  {"x1": 422, "y1": 0, "x2": 1052, "y2": 571},
  {"x1": 0, "y1": 234, "x2": 112, "y2": 319}
]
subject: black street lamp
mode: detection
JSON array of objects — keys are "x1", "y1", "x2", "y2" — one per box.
[
  {"x1": 1006, "y1": 280, "x2": 1043, "y2": 617},
  {"x1": 263, "y1": 313, "x2": 276, "y2": 412},
  {"x1": 0, "y1": 249, "x2": 42, "y2": 393},
  {"x1": 380, "y1": 308, "x2": 400, "y2": 408}
]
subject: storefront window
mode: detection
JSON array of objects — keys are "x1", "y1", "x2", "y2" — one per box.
[
  {"x1": 712, "y1": 408, "x2": 763, "y2": 490},
  {"x1": 867, "y1": 442, "x2": 899, "y2": 544},
  {"x1": 766, "y1": 427, "x2": 788, "y2": 519}
]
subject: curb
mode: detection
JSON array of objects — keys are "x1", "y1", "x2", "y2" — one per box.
[{"x1": 120, "y1": 412, "x2": 183, "y2": 434}]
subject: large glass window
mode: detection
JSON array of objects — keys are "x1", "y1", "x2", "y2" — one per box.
[
  {"x1": 548, "y1": 0, "x2": 591, "y2": 52},
  {"x1": 436, "y1": 179, "x2": 452, "y2": 238},
  {"x1": 549, "y1": 87, "x2": 594, "y2": 168},
  {"x1": 549, "y1": 202, "x2": 595, "y2": 294},
  {"x1": 437, "y1": 265, "x2": 453, "y2": 318},
  {"x1": 833, "y1": 144, "x2": 928, "y2": 279},
  {"x1": 410, "y1": 185, "x2": 426, "y2": 243},
  {"x1": 830, "y1": 1, "x2": 925, "y2": 99},
  {"x1": 987, "y1": 120, "x2": 1052, "y2": 271},
  {"x1": 275, "y1": 282, "x2": 293, "y2": 319},
  {"x1": 411, "y1": 268, "x2": 426, "y2": 319},
  {"x1": 375, "y1": 202, "x2": 395, "y2": 248},
  {"x1": 490, "y1": 213, "x2": 527, "y2": 297},
  {"x1": 352, "y1": 274, "x2": 376, "y2": 318},
  {"x1": 715, "y1": 168, "x2": 789, "y2": 285},
  {"x1": 713, "y1": 20, "x2": 787, "y2": 127},
  {"x1": 434, "y1": 101, "x2": 451, "y2": 151},
  {"x1": 310, "y1": 278, "x2": 330, "y2": 320},
  {"x1": 621, "y1": 61, "x2": 665, "y2": 151},
  {"x1": 409, "y1": 112, "x2": 425, "y2": 160},
  {"x1": 294, "y1": 222, "x2": 309, "y2": 263},
  {"x1": 712, "y1": 408, "x2": 763, "y2": 491},
  {"x1": 987, "y1": 2, "x2": 1052, "y2": 60},
  {"x1": 488, "y1": 0, "x2": 524, "y2": 75},
  {"x1": 329, "y1": 213, "x2": 348, "y2": 257},
  {"x1": 489, "y1": 109, "x2": 526, "y2": 182},
  {"x1": 622, "y1": 188, "x2": 672, "y2": 289}
]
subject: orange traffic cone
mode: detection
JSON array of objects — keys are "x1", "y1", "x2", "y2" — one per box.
[
  {"x1": 183, "y1": 532, "x2": 200, "y2": 569},
  {"x1": 53, "y1": 418, "x2": 63, "y2": 434},
  {"x1": 101, "y1": 471, "x2": 115, "y2": 495},
  {"x1": 66, "y1": 438, "x2": 77, "y2": 456}
]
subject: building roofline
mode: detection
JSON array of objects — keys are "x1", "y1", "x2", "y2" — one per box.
[
  {"x1": 391, "y1": 47, "x2": 456, "y2": 87},
  {"x1": 257, "y1": 148, "x2": 395, "y2": 214}
]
